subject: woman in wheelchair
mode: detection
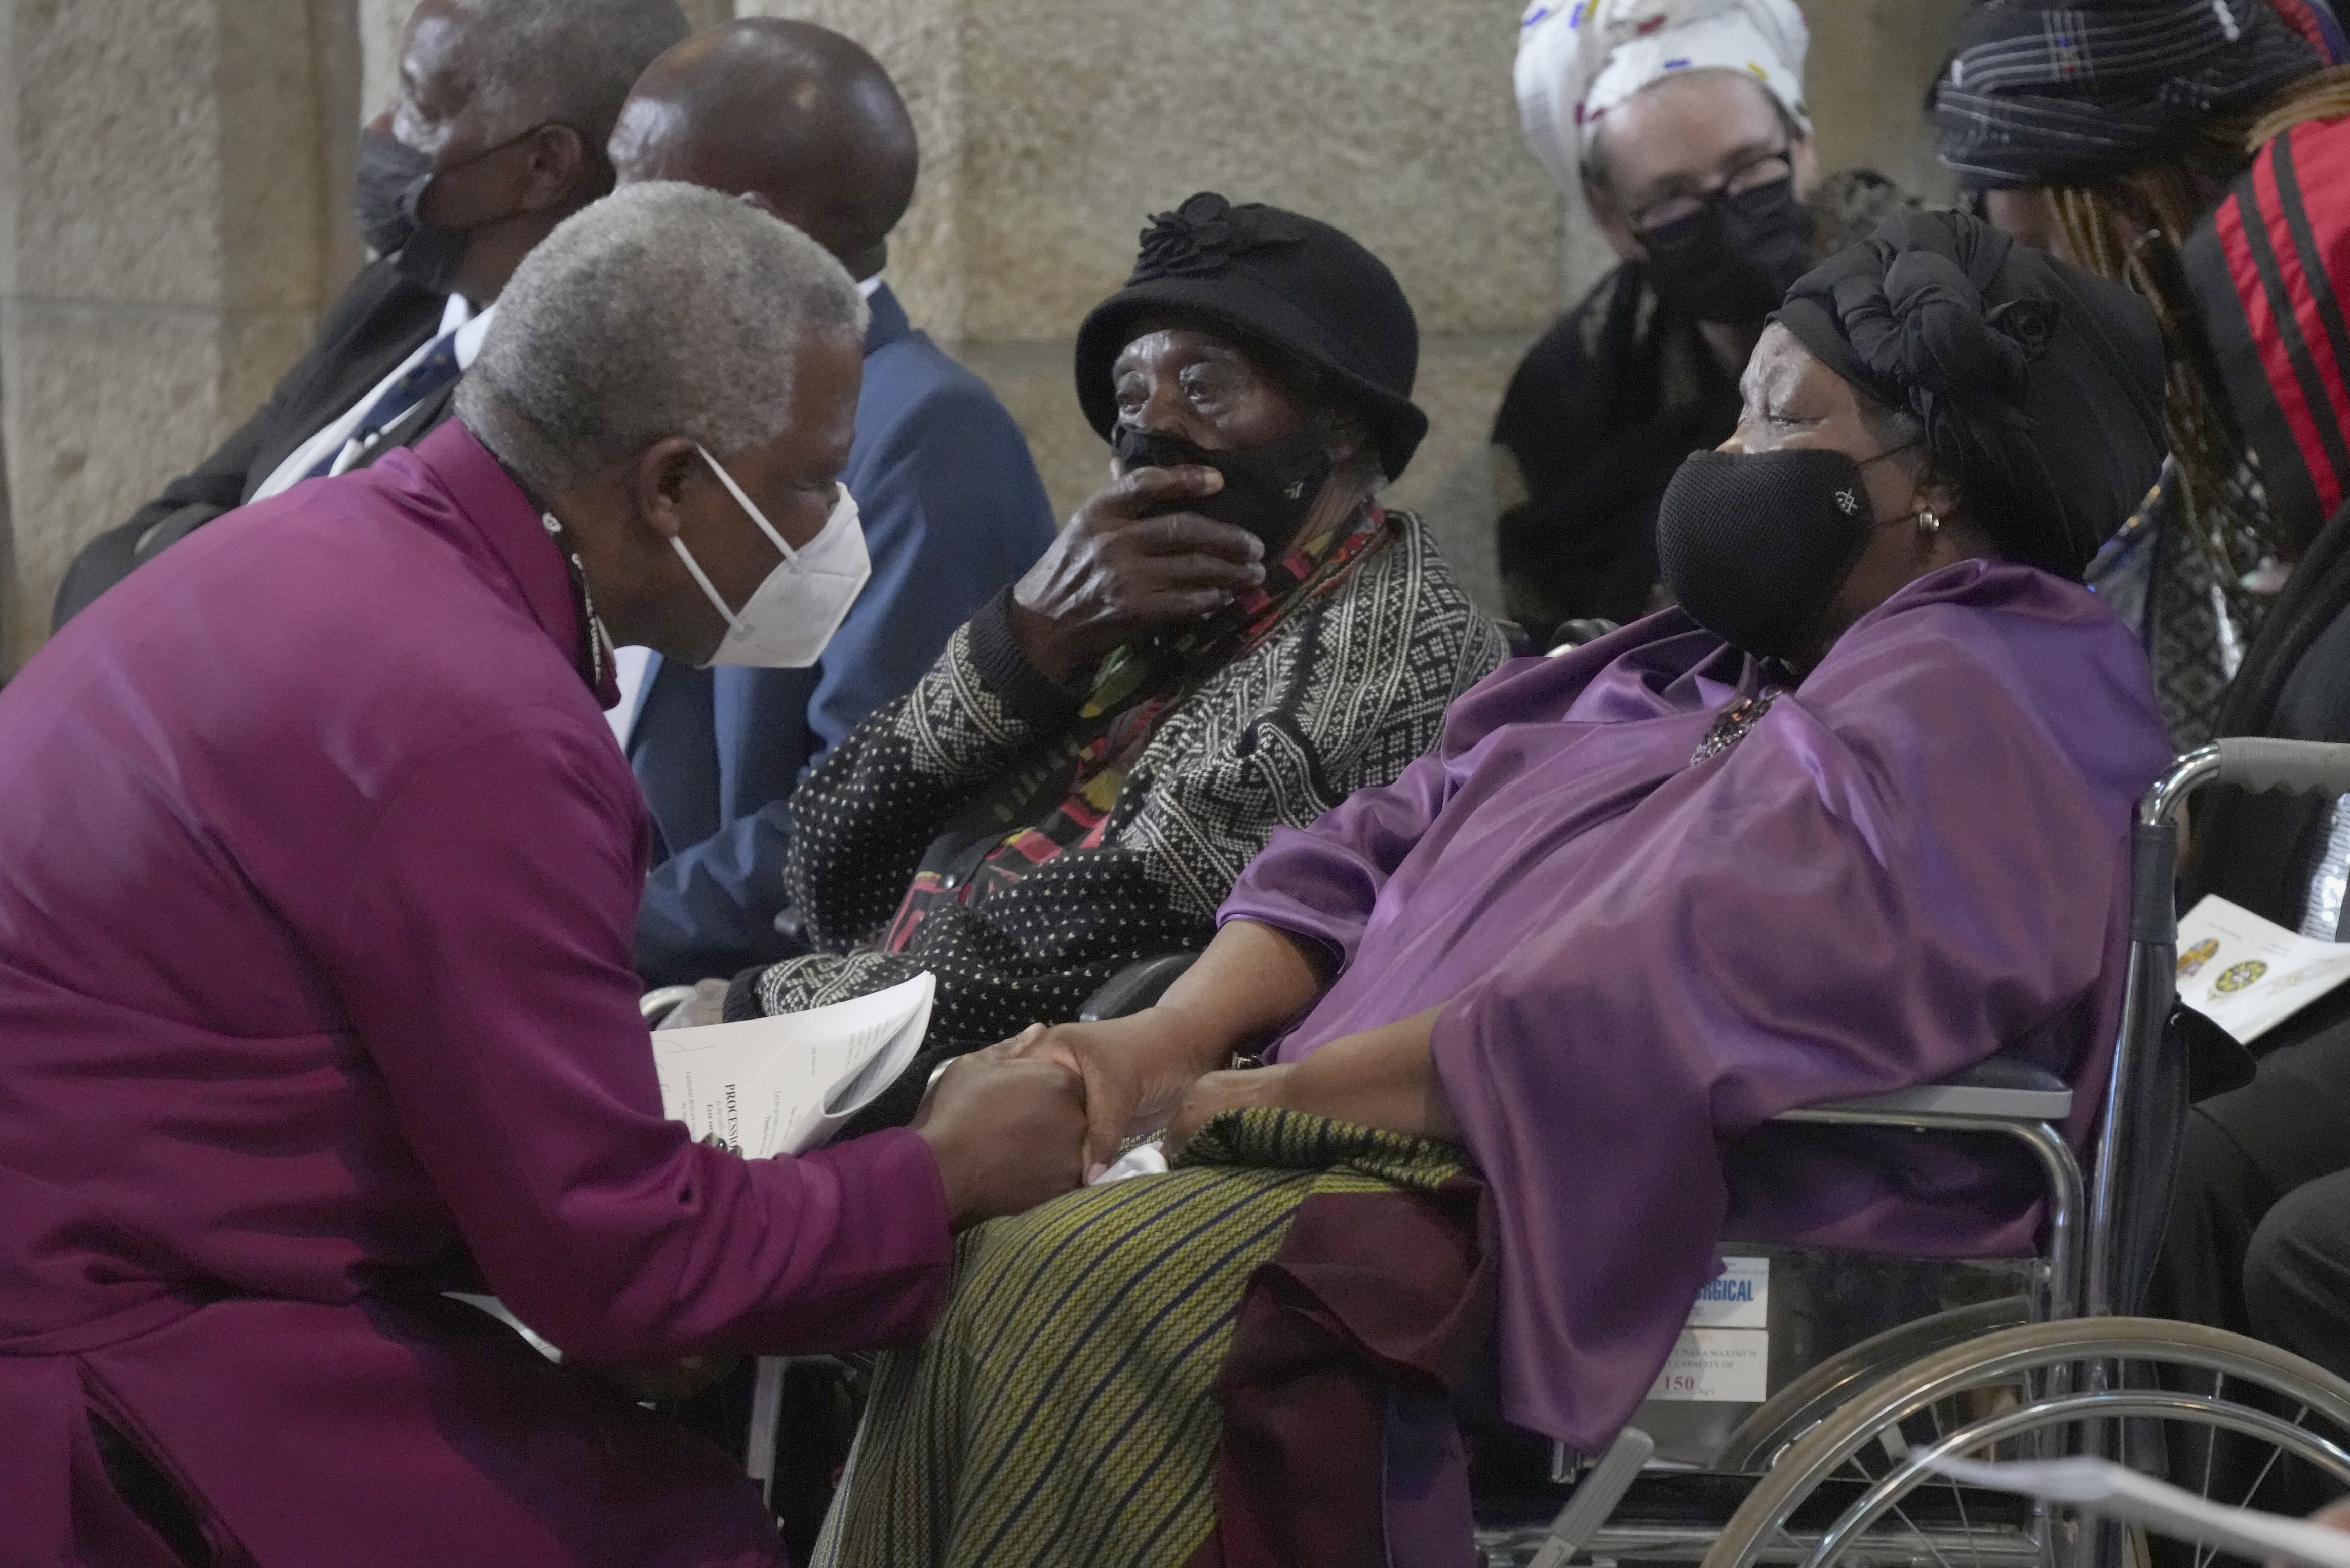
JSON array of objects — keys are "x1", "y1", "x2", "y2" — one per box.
[{"x1": 813, "y1": 209, "x2": 2179, "y2": 1568}]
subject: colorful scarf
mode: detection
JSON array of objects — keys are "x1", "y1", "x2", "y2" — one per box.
[{"x1": 880, "y1": 506, "x2": 1391, "y2": 953}]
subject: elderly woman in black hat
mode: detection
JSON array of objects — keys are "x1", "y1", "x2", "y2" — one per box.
[
  {"x1": 811, "y1": 210, "x2": 2177, "y2": 1567},
  {"x1": 720, "y1": 194, "x2": 1504, "y2": 1127}
]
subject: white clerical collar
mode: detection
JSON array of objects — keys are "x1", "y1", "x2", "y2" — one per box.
[
  {"x1": 452, "y1": 301, "x2": 496, "y2": 369},
  {"x1": 857, "y1": 275, "x2": 883, "y2": 300},
  {"x1": 438, "y1": 293, "x2": 498, "y2": 369}
]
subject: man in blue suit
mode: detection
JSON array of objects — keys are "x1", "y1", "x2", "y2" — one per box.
[{"x1": 610, "y1": 21, "x2": 1058, "y2": 986}]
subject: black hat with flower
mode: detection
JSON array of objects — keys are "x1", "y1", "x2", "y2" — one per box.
[{"x1": 1073, "y1": 192, "x2": 1429, "y2": 480}]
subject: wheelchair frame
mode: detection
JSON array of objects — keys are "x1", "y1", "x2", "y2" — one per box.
[{"x1": 1493, "y1": 739, "x2": 2350, "y2": 1568}]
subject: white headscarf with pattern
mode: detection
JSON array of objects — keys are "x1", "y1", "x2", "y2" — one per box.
[{"x1": 1515, "y1": 0, "x2": 1812, "y2": 190}]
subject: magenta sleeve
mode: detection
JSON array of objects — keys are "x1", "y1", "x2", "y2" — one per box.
[{"x1": 322, "y1": 712, "x2": 953, "y2": 1362}]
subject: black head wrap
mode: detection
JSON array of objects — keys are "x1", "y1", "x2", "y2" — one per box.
[
  {"x1": 1773, "y1": 208, "x2": 2168, "y2": 576},
  {"x1": 1932, "y1": 0, "x2": 2322, "y2": 189}
]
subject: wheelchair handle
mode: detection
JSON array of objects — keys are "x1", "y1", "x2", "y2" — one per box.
[
  {"x1": 640, "y1": 985, "x2": 697, "y2": 1026},
  {"x1": 2141, "y1": 739, "x2": 2350, "y2": 827},
  {"x1": 2213, "y1": 737, "x2": 2350, "y2": 799}
]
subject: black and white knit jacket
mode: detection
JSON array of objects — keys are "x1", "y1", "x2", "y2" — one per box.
[{"x1": 723, "y1": 510, "x2": 1505, "y2": 1119}]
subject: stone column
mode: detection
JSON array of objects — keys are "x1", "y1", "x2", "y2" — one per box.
[
  {"x1": 1807, "y1": 0, "x2": 1970, "y2": 208},
  {"x1": 0, "y1": 0, "x2": 357, "y2": 673}
]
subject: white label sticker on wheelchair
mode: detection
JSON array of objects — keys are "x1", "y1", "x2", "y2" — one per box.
[
  {"x1": 1648, "y1": 1328, "x2": 1769, "y2": 1402},
  {"x1": 1685, "y1": 1256, "x2": 1768, "y2": 1328}
]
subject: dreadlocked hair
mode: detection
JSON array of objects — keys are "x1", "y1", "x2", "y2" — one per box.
[
  {"x1": 2049, "y1": 94, "x2": 2301, "y2": 629},
  {"x1": 2247, "y1": 62, "x2": 2350, "y2": 145}
]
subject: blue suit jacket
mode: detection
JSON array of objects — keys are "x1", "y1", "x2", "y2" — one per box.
[{"x1": 630, "y1": 284, "x2": 1057, "y2": 985}]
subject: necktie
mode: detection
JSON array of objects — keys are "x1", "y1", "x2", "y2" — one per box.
[{"x1": 307, "y1": 328, "x2": 464, "y2": 479}]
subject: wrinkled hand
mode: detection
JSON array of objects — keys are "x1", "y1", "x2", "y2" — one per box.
[
  {"x1": 1164, "y1": 1064, "x2": 1292, "y2": 1158},
  {"x1": 1008, "y1": 465, "x2": 1265, "y2": 684},
  {"x1": 913, "y1": 1054, "x2": 1087, "y2": 1228},
  {"x1": 988, "y1": 1013, "x2": 1226, "y2": 1180}
]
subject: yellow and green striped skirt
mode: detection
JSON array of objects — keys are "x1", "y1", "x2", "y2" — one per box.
[{"x1": 813, "y1": 1107, "x2": 1482, "y2": 1568}]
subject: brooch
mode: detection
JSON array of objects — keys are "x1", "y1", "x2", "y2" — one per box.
[{"x1": 1692, "y1": 690, "x2": 1780, "y2": 766}]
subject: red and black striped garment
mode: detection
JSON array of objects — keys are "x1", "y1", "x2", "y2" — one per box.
[
  {"x1": 2190, "y1": 113, "x2": 2350, "y2": 552},
  {"x1": 2186, "y1": 114, "x2": 2350, "y2": 936}
]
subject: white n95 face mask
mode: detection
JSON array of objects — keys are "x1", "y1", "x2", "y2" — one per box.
[{"x1": 670, "y1": 444, "x2": 870, "y2": 669}]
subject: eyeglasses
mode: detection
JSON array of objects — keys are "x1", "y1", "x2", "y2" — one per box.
[{"x1": 1631, "y1": 147, "x2": 1795, "y2": 234}]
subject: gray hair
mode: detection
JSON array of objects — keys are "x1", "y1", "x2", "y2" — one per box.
[
  {"x1": 458, "y1": 0, "x2": 691, "y2": 150},
  {"x1": 456, "y1": 182, "x2": 869, "y2": 494}
]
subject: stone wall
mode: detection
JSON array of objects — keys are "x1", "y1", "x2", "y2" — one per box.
[
  {"x1": 0, "y1": 0, "x2": 358, "y2": 671},
  {"x1": 0, "y1": 0, "x2": 1968, "y2": 674}
]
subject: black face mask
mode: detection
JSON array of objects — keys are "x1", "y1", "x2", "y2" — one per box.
[
  {"x1": 1112, "y1": 418, "x2": 1335, "y2": 556},
  {"x1": 1656, "y1": 446, "x2": 1889, "y2": 661},
  {"x1": 352, "y1": 127, "x2": 478, "y2": 296},
  {"x1": 1642, "y1": 176, "x2": 1814, "y2": 325}
]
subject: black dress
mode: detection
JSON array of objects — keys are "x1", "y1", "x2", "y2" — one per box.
[{"x1": 1490, "y1": 259, "x2": 1739, "y2": 644}]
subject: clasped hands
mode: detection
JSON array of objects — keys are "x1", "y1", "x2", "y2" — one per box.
[
  {"x1": 987, "y1": 1010, "x2": 1282, "y2": 1182},
  {"x1": 913, "y1": 920, "x2": 1447, "y2": 1236},
  {"x1": 910, "y1": 1005, "x2": 1262, "y2": 1231},
  {"x1": 600, "y1": 1009, "x2": 1258, "y2": 1403}
]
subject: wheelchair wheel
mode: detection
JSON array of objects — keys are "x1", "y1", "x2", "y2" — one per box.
[
  {"x1": 1717, "y1": 1296, "x2": 2036, "y2": 1475},
  {"x1": 1703, "y1": 1318, "x2": 2350, "y2": 1568}
]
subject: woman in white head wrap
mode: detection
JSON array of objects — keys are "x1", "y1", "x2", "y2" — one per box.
[
  {"x1": 1514, "y1": 0, "x2": 1813, "y2": 191},
  {"x1": 1511, "y1": 0, "x2": 1823, "y2": 328}
]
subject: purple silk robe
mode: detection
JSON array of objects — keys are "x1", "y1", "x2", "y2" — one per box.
[
  {"x1": 0, "y1": 423, "x2": 952, "y2": 1566},
  {"x1": 1221, "y1": 561, "x2": 2173, "y2": 1453}
]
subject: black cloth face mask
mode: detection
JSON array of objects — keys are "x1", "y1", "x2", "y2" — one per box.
[
  {"x1": 354, "y1": 128, "x2": 473, "y2": 294},
  {"x1": 354, "y1": 126, "x2": 544, "y2": 296},
  {"x1": 1112, "y1": 417, "x2": 1335, "y2": 556},
  {"x1": 1656, "y1": 444, "x2": 1917, "y2": 660},
  {"x1": 1642, "y1": 176, "x2": 1814, "y2": 325}
]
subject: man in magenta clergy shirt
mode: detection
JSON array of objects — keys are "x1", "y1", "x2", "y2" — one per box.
[{"x1": 0, "y1": 183, "x2": 1086, "y2": 1567}]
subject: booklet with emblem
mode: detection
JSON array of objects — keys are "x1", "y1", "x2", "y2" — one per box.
[
  {"x1": 2175, "y1": 895, "x2": 2350, "y2": 1044},
  {"x1": 650, "y1": 972, "x2": 935, "y2": 1158}
]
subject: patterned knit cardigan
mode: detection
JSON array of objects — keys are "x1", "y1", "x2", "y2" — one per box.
[{"x1": 725, "y1": 510, "x2": 1506, "y2": 1121}]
